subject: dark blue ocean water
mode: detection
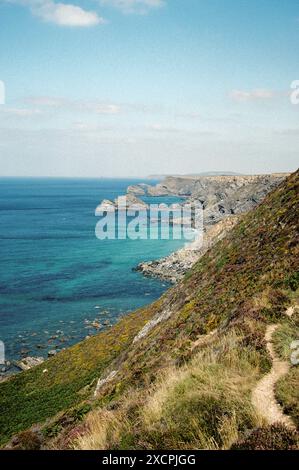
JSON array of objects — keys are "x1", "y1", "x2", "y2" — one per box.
[{"x1": 0, "y1": 178, "x2": 187, "y2": 363}]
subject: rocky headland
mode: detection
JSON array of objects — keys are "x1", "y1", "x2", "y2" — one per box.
[
  {"x1": 133, "y1": 173, "x2": 289, "y2": 281},
  {"x1": 95, "y1": 194, "x2": 149, "y2": 214}
]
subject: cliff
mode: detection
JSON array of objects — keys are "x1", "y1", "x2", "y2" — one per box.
[
  {"x1": 0, "y1": 171, "x2": 298, "y2": 450},
  {"x1": 135, "y1": 173, "x2": 289, "y2": 281},
  {"x1": 129, "y1": 174, "x2": 289, "y2": 224}
]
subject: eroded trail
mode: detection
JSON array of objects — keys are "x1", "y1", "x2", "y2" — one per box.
[{"x1": 252, "y1": 323, "x2": 296, "y2": 429}]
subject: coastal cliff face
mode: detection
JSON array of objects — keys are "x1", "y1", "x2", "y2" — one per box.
[
  {"x1": 0, "y1": 171, "x2": 298, "y2": 450},
  {"x1": 135, "y1": 173, "x2": 289, "y2": 281},
  {"x1": 129, "y1": 174, "x2": 288, "y2": 224},
  {"x1": 130, "y1": 174, "x2": 288, "y2": 197}
]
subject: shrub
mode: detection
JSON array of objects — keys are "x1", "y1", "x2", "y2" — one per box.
[
  {"x1": 13, "y1": 430, "x2": 42, "y2": 450},
  {"x1": 231, "y1": 424, "x2": 299, "y2": 450}
]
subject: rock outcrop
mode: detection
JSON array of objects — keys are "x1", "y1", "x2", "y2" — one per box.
[
  {"x1": 95, "y1": 199, "x2": 115, "y2": 214},
  {"x1": 127, "y1": 183, "x2": 170, "y2": 197},
  {"x1": 149, "y1": 174, "x2": 287, "y2": 198},
  {"x1": 116, "y1": 194, "x2": 149, "y2": 210},
  {"x1": 15, "y1": 357, "x2": 44, "y2": 371},
  {"x1": 129, "y1": 174, "x2": 288, "y2": 207},
  {"x1": 95, "y1": 194, "x2": 149, "y2": 214},
  {"x1": 127, "y1": 185, "x2": 146, "y2": 196}
]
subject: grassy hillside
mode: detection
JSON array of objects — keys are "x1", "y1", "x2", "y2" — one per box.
[
  {"x1": 0, "y1": 170, "x2": 298, "y2": 449},
  {"x1": 0, "y1": 301, "x2": 162, "y2": 446}
]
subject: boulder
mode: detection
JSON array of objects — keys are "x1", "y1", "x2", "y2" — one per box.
[
  {"x1": 48, "y1": 350, "x2": 57, "y2": 358},
  {"x1": 15, "y1": 356, "x2": 44, "y2": 371}
]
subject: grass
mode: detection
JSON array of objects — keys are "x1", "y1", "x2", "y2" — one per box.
[
  {"x1": 75, "y1": 330, "x2": 266, "y2": 450},
  {"x1": 272, "y1": 305, "x2": 299, "y2": 428},
  {"x1": 0, "y1": 301, "x2": 162, "y2": 446}
]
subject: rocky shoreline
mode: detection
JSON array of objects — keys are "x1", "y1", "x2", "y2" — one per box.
[
  {"x1": 133, "y1": 173, "x2": 288, "y2": 282},
  {"x1": 0, "y1": 313, "x2": 114, "y2": 379},
  {"x1": 135, "y1": 216, "x2": 240, "y2": 283}
]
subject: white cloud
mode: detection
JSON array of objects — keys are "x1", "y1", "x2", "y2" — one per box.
[
  {"x1": 0, "y1": 107, "x2": 41, "y2": 117},
  {"x1": 25, "y1": 96, "x2": 65, "y2": 107},
  {"x1": 99, "y1": 0, "x2": 165, "y2": 14},
  {"x1": 148, "y1": 123, "x2": 182, "y2": 133},
  {"x1": 8, "y1": 1, "x2": 104, "y2": 27},
  {"x1": 26, "y1": 96, "x2": 122, "y2": 114},
  {"x1": 230, "y1": 89, "x2": 275, "y2": 102},
  {"x1": 275, "y1": 128, "x2": 299, "y2": 136},
  {"x1": 84, "y1": 102, "x2": 121, "y2": 114}
]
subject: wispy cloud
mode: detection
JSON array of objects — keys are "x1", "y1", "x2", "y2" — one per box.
[
  {"x1": 148, "y1": 123, "x2": 183, "y2": 133},
  {"x1": 274, "y1": 128, "x2": 299, "y2": 137},
  {"x1": 25, "y1": 96, "x2": 65, "y2": 107},
  {"x1": 24, "y1": 96, "x2": 202, "y2": 119},
  {"x1": 25, "y1": 96, "x2": 121, "y2": 114},
  {"x1": 7, "y1": 0, "x2": 105, "y2": 27},
  {"x1": 230, "y1": 89, "x2": 275, "y2": 102},
  {"x1": 0, "y1": 106, "x2": 41, "y2": 117},
  {"x1": 99, "y1": 0, "x2": 165, "y2": 15}
]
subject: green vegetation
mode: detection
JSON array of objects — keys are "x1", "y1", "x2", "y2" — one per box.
[
  {"x1": 0, "y1": 301, "x2": 162, "y2": 446},
  {"x1": 0, "y1": 170, "x2": 298, "y2": 449},
  {"x1": 273, "y1": 307, "x2": 299, "y2": 427},
  {"x1": 76, "y1": 330, "x2": 265, "y2": 450}
]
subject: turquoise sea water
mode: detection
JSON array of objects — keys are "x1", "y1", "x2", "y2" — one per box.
[{"x1": 0, "y1": 178, "x2": 187, "y2": 363}]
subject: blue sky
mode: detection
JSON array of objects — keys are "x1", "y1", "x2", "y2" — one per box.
[{"x1": 0, "y1": 0, "x2": 298, "y2": 176}]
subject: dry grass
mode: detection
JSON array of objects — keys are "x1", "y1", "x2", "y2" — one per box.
[
  {"x1": 75, "y1": 330, "x2": 265, "y2": 450},
  {"x1": 75, "y1": 410, "x2": 127, "y2": 450}
]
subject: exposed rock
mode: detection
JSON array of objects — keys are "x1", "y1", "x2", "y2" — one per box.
[
  {"x1": 91, "y1": 321, "x2": 102, "y2": 329},
  {"x1": 133, "y1": 174, "x2": 288, "y2": 209},
  {"x1": 145, "y1": 174, "x2": 288, "y2": 199},
  {"x1": 115, "y1": 194, "x2": 149, "y2": 211},
  {"x1": 133, "y1": 306, "x2": 173, "y2": 343},
  {"x1": 146, "y1": 184, "x2": 170, "y2": 197},
  {"x1": 127, "y1": 185, "x2": 146, "y2": 196},
  {"x1": 48, "y1": 350, "x2": 57, "y2": 358},
  {"x1": 96, "y1": 194, "x2": 149, "y2": 214},
  {"x1": 94, "y1": 370, "x2": 118, "y2": 397},
  {"x1": 136, "y1": 216, "x2": 240, "y2": 282},
  {"x1": 95, "y1": 199, "x2": 115, "y2": 214},
  {"x1": 133, "y1": 173, "x2": 288, "y2": 282},
  {"x1": 15, "y1": 357, "x2": 44, "y2": 371},
  {"x1": 127, "y1": 183, "x2": 170, "y2": 197}
]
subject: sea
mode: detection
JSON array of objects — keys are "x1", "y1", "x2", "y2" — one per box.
[{"x1": 0, "y1": 178, "x2": 189, "y2": 365}]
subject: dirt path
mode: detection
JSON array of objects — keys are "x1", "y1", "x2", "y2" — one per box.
[{"x1": 252, "y1": 323, "x2": 296, "y2": 429}]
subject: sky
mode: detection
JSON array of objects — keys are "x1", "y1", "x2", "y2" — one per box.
[{"x1": 0, "y1": 0, "x2": 298, "y2": 177}]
